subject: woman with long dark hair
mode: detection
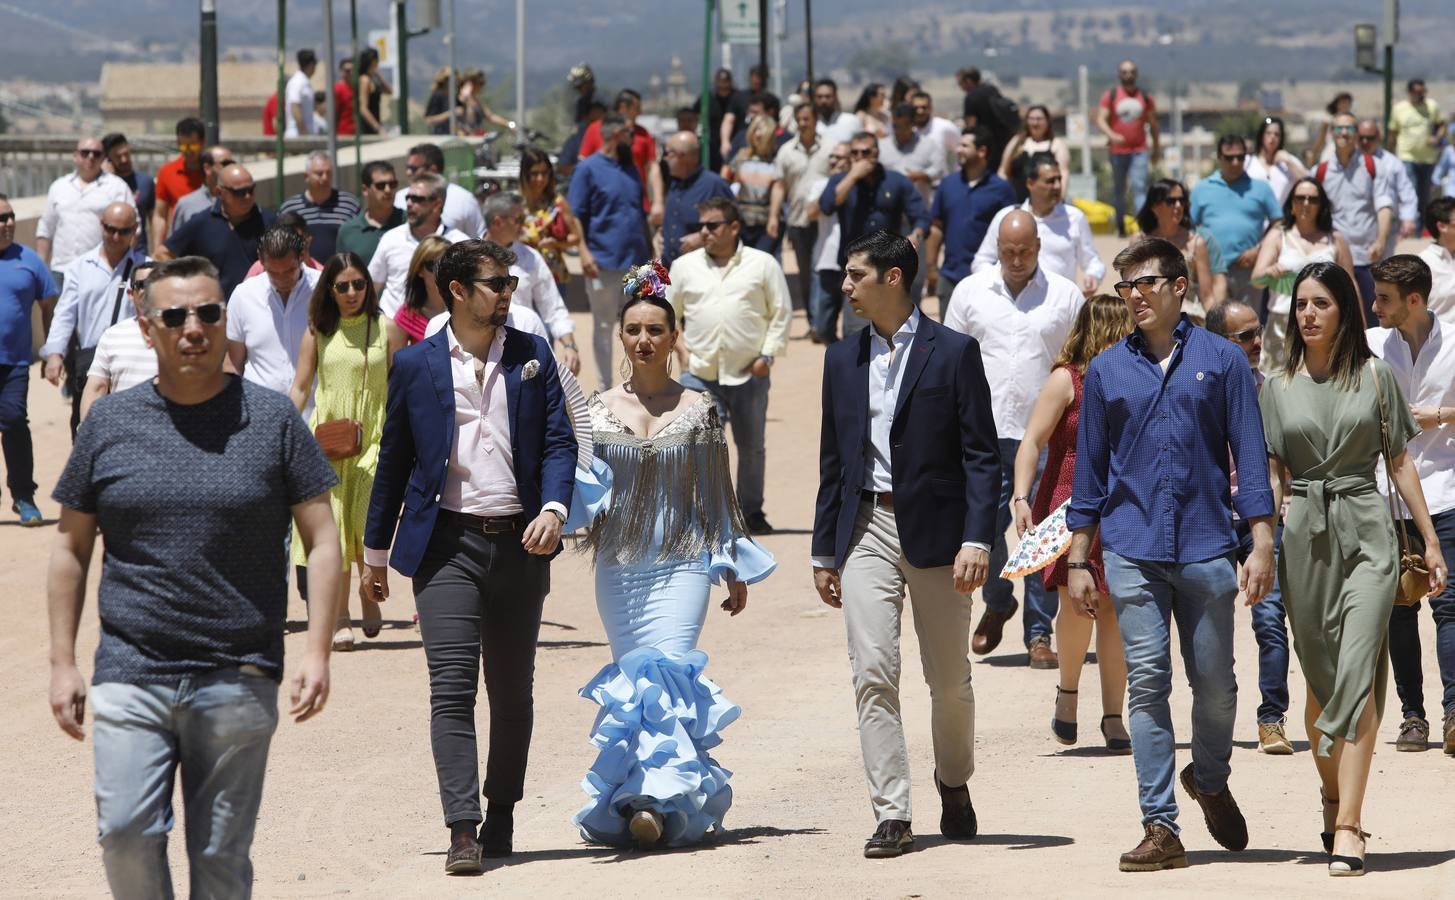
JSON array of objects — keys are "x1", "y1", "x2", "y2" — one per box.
[
  {"x1": 1247, "y1": 115, "x2": 1308, "y2": 205},
  {"x1": 1133, "y1": 178, "x2": 1220, "y2": 308},
  {"x1": 356, "y1": 47, "x2": 391, "y2": 135},
  {"x1": 288, "y1": 252, "x2": 407, "y2": 649},
  {"x1": 1261, "y1": 262, "x2": 1446, "y2": 875},
  {"x1": 570, "y1": 264, "x2": 773, "y2": 850},
  {"x1": 1012, "y1": 294, "x2": 1134, "y2": 753},
  {"x1": 518, "y1": 146, "x2": 588, "y2": 285},
  {"x1": 853, "y1": 82, "x2": 889, "y2": 138},
  {"x1": 1252, "y1": 176, "x2": 1353, "y2": 372},
  {"x1": 999, "y1": 104, "x2": 1071, "y2": 203}
]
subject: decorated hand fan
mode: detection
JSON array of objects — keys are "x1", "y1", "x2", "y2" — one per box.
[{"x1": 999, "y1": 499, "x2": 1071, "y2": 579}]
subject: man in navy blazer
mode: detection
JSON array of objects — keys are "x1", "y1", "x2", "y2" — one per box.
[
  {"x1": 360, "y1": 239, "x2": 576, "y2": 874},
  {"x1": 811, "y1": 230, "x2": 1000, "y2": 859}
]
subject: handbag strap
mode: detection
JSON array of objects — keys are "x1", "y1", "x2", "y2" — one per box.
[{"x1": 1368, "y1": 359, "x2": 1413, "y2": 555}]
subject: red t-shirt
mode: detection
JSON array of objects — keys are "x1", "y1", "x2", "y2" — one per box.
[
  {"x1": 1099, "y1": 85, "x2": 1154, "y2": 155},
  {"x1": 263, "y1": 93, "x2": 278, "y2": 136},
  {"x1": 155, "y1": 156, "x2": 205, "y2": 210},
  {"x1": 334, "y1": 81, "x2": 355, "y2": 135},
  {"x1": 578, "y1": 121, "x2": 657, "y2": 208}
]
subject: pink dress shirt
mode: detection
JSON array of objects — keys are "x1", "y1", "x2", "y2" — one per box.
[{"x1": 443, "y1": 325, "x2": 522, "y2": 516}]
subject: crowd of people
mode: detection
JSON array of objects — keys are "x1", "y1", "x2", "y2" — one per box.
[{"x1": 4, "y1": 50, "x2": 1452, "y2": 894}]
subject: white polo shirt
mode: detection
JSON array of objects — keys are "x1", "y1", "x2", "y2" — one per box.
[
  {"x1": 225, "y1": 266, "x2": 320, "y2": 397},
  {"x1": 368, "y1": 222, "x2": 470, "y2": 317},
  {"x1": 943, "y1": 264, "x2": 1085, "y2": 440},
  {"x1": 1368, "y1": 315, "x2": 1455, "y2": 516}
]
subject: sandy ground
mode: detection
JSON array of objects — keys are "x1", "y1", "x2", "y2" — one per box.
[{"x1": 4, "y1": 236, "x2": 1455, "y2": 898}]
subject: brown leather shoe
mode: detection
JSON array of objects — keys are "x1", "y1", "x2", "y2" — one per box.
[
  {"x1": 1027, "y1": 635, "x2": 1057, "y2": 669},
  {"x1": 444, "y1": 830, "x2": 482, "y2": 875},
  {"x1": 1396, "y1": 715, "x2": 1430, "y2": 751},
  {"x1": 1118, "y1": 823, "x2": 1188, "y2": 872},
  {"x1": 1179, "y1": 763, "x2": 1248, "y2": 851},
  {"x1": 972, "y1": 600, "x2": 1017, "y2": 655},
  {"x1": 1443, "y1": 709, "x2": 1455, "y2": 756}
]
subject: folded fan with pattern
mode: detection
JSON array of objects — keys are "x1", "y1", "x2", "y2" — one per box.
[{"x1": 1000, "y1": 499, "x2": 1072, "y2": 579}]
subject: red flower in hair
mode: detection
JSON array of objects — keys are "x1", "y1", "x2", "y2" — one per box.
[{"x1": 651, "y1": 260, "x2": 671, "y2": 285}]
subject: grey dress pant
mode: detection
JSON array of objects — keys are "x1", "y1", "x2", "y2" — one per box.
[{"x1": 840, "y1": 499, "x2": 976, "y2": 823}]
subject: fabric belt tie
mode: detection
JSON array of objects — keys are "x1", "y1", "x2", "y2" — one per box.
[{"x1": 1289, "y1": 475, "x2": 1375, "y2": 558}]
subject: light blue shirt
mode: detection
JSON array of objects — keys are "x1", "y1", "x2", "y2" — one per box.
[
  {"x1": 1189, "y1": 171, "x2": 1283, "y2": 262},
  {"x1": 42, "y1": 244, "x2": 149, "y2": 357}
]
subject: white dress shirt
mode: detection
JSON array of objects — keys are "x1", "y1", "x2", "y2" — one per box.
[
  {"x1": 36, "y1": 172, "x2": 134, "y2": 269},
  {"x1": 225, "y1": 267, "x2": 320, "y2": 397},
  {"x1": 41, "y1": 245, "x2": 148, "y2": 356},
  {"x1": 972, "y1": 201, "x2": 1106, "y2": 285},
  {"x1": 510, "y1": 241, "x2": 573, "y2": 341},
  {"x1": 1368, "y1": 315, "x2": 1455, "y2": 516},
  {"x1": 809, "y1": 307, "x2": 987, "y2": 568},
  {"x1": 666, "y1": 243, "x2": 793, "y2": 386},
  {"x1": 368, "y1": 222, "x2": 470, "y2": 317},
  {"x1": 943, "y1": 265, "x2": 1085, "y2": 440},
  {"x1": 1418, "y1": 242, "x2": 1455, "y2": 323},
  {"x1": 393, "y1": 182, "x2": 486, "y2": 238},
  {"x1": 284, "y1": 70, "x2": 315, "y2": 138},
  {"x1": 917, "y1": 116, "x2": 962, "y2": 177}
]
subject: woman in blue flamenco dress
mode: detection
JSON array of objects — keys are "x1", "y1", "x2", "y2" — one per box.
[{"x1": 565, "y1": 262, "x2": 774, "y2": 850}]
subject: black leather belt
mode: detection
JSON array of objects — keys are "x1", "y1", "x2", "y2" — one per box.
[{"x1": 439, "y1": 509, "x2": 523, "y2": 535}]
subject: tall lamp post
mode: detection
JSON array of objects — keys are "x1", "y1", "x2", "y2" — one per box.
[
  {"x1": 1354, "y1": 1, "x2": 1399, "y2": 135},
  {"x1": 700, "y1": 0, "x2": 715, "y2": 170},
  {"x1": 200, "y1": 0, "x2": 219, "y2": 144}
]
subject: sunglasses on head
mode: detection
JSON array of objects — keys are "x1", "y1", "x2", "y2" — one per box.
[
  {"x1": 102, "y1": 223, "x2": 136, "y2": 236},
  {"x1": 471, "y1": 275, "x2": 519, "y2": 293},
  {"x1": 370, "y1": 179, "x2": 398, "y2": 190},
  {"x1": 148, "y1": 302, "x2": 225, "y2": 328},
  {"x1": 222, "y1": 184, "x2": 256, "y2": 197},
  {"x1": 77, "y1": 148, "x2": 104, "y2": 159},
  {"x1": 333, "y1": 278, "x2": 369, "y2": 294}
]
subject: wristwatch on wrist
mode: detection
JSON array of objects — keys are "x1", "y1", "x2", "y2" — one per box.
[
  {"x1": 559, "y1": 339, "x2": 577, "y2": 351},
  {"x1": 1012, "y1": 496, "x2": 1030, "y2": 505},
  {"x1": 760, "y1": 355, "x2": 774, "y2": 366},
  {"x1": 1066, "y1": 561, "x2": 1093, "y2": 572},
  {"x1": 550, "y1": 508, "x2": 566, "y2": 524}
]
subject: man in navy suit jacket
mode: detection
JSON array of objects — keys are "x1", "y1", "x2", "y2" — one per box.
[
  {"x1": 360, "y1": 240, "x2": 576, "y2": 874},
  {"x1": 811, "y1": 230, "x2": 1000, "y2": 859}
]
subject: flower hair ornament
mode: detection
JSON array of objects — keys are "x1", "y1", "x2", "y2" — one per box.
[{"x1": 621, "y1": 259, "x2": 671, "y2": 300}]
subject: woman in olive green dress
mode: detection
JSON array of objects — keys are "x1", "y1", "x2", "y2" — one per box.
[{"x1": 1260, "y1": 261, "x2": 1447, "y2": 876}]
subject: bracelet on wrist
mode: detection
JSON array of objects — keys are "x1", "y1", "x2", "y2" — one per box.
[
  {"x1": 1066, "y1": 561, "x2": 1093, "y2": 572},
  {"x1": 1012, "y1": 496, "x2": 1030, "y2": 505}
]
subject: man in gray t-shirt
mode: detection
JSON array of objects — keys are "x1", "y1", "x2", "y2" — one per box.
[{"x1": 46, "y1": 256, "x2": 341, "y2": 897}]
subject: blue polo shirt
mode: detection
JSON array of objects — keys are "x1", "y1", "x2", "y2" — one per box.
[
  {"x1": 1189, "y1": 171, "x2": 1283, "y2": 262},
  {"x1": 929, "y1": 171, "x2": 1016, "y2": 281},
  {"x1": 1069, "y1": 315, "x2": 1273, "y2": 563},
  {"x1": 163, "y1": 200, "x2": 275, "y2": 298},
  {"x1": 662, "y1": 167, "x2": 734, "y2": 264},
  {"x1": 820, "y1": 165, "x2": 931, "y2": 266},
  {"x1": 567, "y1": 151, "x2": 649, "y2": 273},
  {"x1": 0, "y1": 243, "x2": 59, "y2": 365}
]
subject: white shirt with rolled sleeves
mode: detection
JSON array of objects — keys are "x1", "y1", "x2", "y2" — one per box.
[
  {"x1": 1368, "y1": 315, "x2": 1455, "y2": 516},
  {"x1": 41, "y1": 245, "x2": 148, "y2": 356},
  {"x1": 972, "y1": 201, "x2": 1106, "y2": 286},
  {"x1": 284, "y1": 70, "x2": 315, "y2": 138},
  {"x1": 367, "y1": 222, "x2": 470, "y2": 317},
  {"x1": 666, "y1": 243, "x2": 792, "y2": 387},
  {"x1": 942, "y1": 264, "x2": 1085, "y2": 441},
  {"x1": 225, "y1": 267, "x2": 320, "y2": 398},
  {"x1": 808, "y1": 307, "x2": 988, "y2": 569},
  {"x1": 509, "y1": 241, "x2": 573, "y2": 341},
  {"x1": 1418, "y1": 243, "x2": 1455, "y2": 323},
  {"x1": 362, "y1": 322, "x2": 568, "y2": 567},
  {"x1": 393, "y1": 182, "x2": 486, "y2": 239},
  {"x1": 36, "y1": 172, "x2": 134, "y2": 269}
]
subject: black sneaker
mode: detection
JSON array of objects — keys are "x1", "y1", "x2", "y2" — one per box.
[
  {"x1": 745, "y1": 512, "x2": 774, "y2": 535},
  {"x1": 863, "y1": 819, "x2": 914, "y2": 858}
]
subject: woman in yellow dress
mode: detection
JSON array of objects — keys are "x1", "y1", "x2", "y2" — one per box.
[{"x1": 289, "y1": 251, "x2": 408, "y2": 649}]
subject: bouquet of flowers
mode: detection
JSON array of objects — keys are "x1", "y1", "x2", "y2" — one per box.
[{"x1": 621, "y1": 259, "x2": 671, "y2": 300}]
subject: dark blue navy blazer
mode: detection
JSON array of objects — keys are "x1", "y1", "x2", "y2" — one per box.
[
  {"x1": 363, "y1": 326, "x2": 577, "y2": 576},
  {"x1": 812, "y1": 315, "x2": 1000, "y2": 570}
]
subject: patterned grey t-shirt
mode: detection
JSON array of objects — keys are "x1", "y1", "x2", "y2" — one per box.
[{"x1": 53, "y1": 376, "x2": 338, "y2": 684}]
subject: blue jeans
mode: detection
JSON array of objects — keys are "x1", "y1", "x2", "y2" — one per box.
[
  {"x1": 679, "y1": 371, "x2": 769, "y2": 518},
  {"x1": 92, "y1": 670, "x2": 280, "y2": 900},
  {"x1": 1389, "y1": 508, "x2": 1455, "y2": 720},
  {"x1": 1109, "y1": 151, "x2": 1150, "y2": 235},
  {"x1": 1406, "y1": 161, "x2": 1436, "y2": 234},
  {"x1": 1236, "y1": 521, "x2": 1289, "y2": 723},
  {"x1": 1104, "y1": 551, "x2": 1239, "y2": 833},
  {"x1": 1354, "y1": 265, "x2": 1377, "y2": 327},
  {"x1": 983, "y1": 437, "x2": 1057, "y2": 645},
  {"x1": 0, "y1": 363, "x2": 36, "y2": 503}
]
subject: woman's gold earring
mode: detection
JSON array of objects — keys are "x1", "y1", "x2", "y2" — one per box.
[{"x1": 618, "y1": 355, "x2": 633, "y2": 380}]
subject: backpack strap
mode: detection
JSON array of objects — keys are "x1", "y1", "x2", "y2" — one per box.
[
  {"x1": 1363, "y1": 152, "x2": 1376, "y2": 180},
  {"x1": 1315, "y1": 160, "x2": 1327, "y2": 182}
]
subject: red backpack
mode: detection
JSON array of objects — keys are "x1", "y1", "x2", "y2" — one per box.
[{"x1": 1315, "y1": 153, "x2": 1376, "y2": 183}]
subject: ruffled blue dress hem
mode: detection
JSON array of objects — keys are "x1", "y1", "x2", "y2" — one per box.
[{"x1": 572, "y1": 646, "x2": 738, "y2": 847}]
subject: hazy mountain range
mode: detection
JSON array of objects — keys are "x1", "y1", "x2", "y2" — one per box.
[{"x1": 7, "y1": 0, "x2": 1452, "y2": 99}]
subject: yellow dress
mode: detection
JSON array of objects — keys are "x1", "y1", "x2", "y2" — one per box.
[{"x1": 292, "y1": 313, "x2": 389, "y2": 570}]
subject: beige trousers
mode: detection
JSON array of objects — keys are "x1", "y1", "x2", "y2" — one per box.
[{"x1": 840, "y1": 500, "x2": 976, "y2": 823}]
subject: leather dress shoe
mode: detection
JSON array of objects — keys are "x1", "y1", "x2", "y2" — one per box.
[
  {"x1": 1179, "y1": 763, "x2": 1248, "y2": 851},
  {"x1": 444, "y1": 830, "x2": 482, "y2": 875},
  {"x1": 935, "y1": 773, "x2": 978, "y2": 840},
  {"x1": 480, "y1": 812, "x2": 513, "y2": 858},
  {"x1": 863, "y1": 819, "x2": 914, "y2": 858},
  {"x1": 972, "y1": 600, "x2": 1018, "y2": 655},
  {"x1": 1027, "y1": 635, "x2": 1058, "y2": 669}
]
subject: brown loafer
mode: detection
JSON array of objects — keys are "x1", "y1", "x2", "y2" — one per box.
[
  {"x1": 1118, "y1": 823, "x2": 1188, "y2": 872},
  {"x1": 444, "y1": 831, "x2": 482, "y2": 875},
  {"x1": 1179, "y1": 763, "x2": 1248, "y2": 851},
  {"x1": 1027, "y1": 635, "x2": 1058, "y2": 669},
  {"x1": 972, "y1": 601, "x2": 1017, "y2": 655},
  {"x1": 1396, "y1": 715, "x2": 1430, "y2": 751},
  {"x1": 1444, "y1": 709, "x2": 1455, "y2": 756}
]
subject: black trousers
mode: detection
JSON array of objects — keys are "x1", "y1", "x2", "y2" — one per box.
[{"x1": 412, "y1": 517, "x2": 547, "y2": 827}]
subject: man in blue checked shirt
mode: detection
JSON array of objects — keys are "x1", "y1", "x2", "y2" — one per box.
[{"x1": 1067, "y1": 237, "x2": 1276, "y2": 873}]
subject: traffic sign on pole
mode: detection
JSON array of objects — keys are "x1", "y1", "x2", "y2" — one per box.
[{"x1": 722, "y1": 0, "x2": 760, "y2": 45}]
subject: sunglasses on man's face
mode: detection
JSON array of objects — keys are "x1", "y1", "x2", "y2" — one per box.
[
  {"x1": 1358, "y1": 134, "x2": 1380, "y2": 143},
  {"x1": 0, "y1": 212, "x2": 18, "y2": 224},
  {"x1": 1331, "y1": 126, "x2": 1357, "y2": 136},
  {"x1": 1113, "y1": 275, "x2": 1169, "y2": 299},
  {"x1": 688, "y1": 220, "x2": 728, "y2": 232},
  {"x1": 1226, "y1": 324, "x2": 1263, "y2": 343},
  {"x1": 370, "y1": 179, "x2": 398, "y2": 191},
  {"x1": 471, "y1": 275, "x2": 519, "y2": 294},
  {"x1": 405, "y1": 193, "x2": 436, "y2": 205},
  {"x1": 102, "y1": 223, "x2": 136, "y2": 236},
  {"x1": 1219, "y1": 153, "x2": 1247, "y2": 163},
  {"x1": 76, "y1": 149, "x2": 104, "y2": 160},
  {"x1": 222, "y1": 185, "x2": 256, "y2": 198},
  {"x1": 849, "y1": 148, "x2": 875, "y2": 158},
  {"x1": 148, "y1": 302, "x2": 225, "y2": 328},
  {"x1": 333, "y1": 278, "x2": 369, "y2": 294},
  {"x1": 178, "y1": 141, "x2": 203, "y2": 153}
]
